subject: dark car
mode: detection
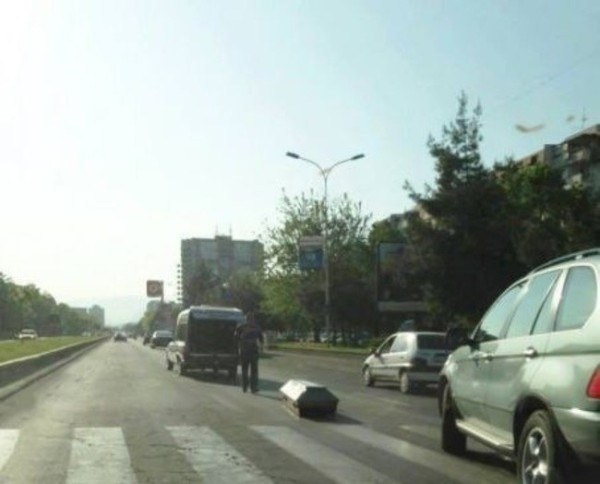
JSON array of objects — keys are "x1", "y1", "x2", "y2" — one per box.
[
  {"x1": 150, "y1": 330, "x2": 173, "y2": 348},
  {"x1": 166, "y1": 305, "x2": 244, "y2": 378},
  {"x1": 113, "y1": 331, "x2": 127, "y2": 342}
]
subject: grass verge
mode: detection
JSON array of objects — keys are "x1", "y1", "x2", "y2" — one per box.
[{"x1": 0, "y1": 336, "x2": 97, "y2": 364}]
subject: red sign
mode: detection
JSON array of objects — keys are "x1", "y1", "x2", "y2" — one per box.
[{"x1": 146, "y1": 280, "x2": 164, "y2": 298}]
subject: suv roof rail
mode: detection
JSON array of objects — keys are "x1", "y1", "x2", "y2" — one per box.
[{"x1": 529, "y1": 248, "x2": 600, "y2": 274}]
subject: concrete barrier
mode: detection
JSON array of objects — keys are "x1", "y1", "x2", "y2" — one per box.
[{"x1": 0, "y1": 337, "x2": 108, "y2": 401}]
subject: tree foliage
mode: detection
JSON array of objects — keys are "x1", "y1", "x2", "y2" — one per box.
[
  {"x1": 262, "y1": 190, "x2": 373, "y2": 339},
  {"x1": 0, "y1": 273, "x2": 98, "y2": 338},
  {"x1": 405, "y1": 93, "x2": 600, "y2": 326}
]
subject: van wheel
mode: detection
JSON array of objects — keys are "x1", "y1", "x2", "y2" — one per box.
[
  {"x1": 399, "y1": 370, "x2": 412, "y2": 394},
  {"x1": 517, "y1": 411, "x2": 565, "y2": 484},
  {"x1": 363, "y1": 366, "x2": 374, "y2": 387},
  {"x1": 441, "y1": 384, "x2": 466, "y2": 455},
  {"x1": 176, "y1": 360, "x2": 187, "y2": 377},
  {"x1": 228, "y1": 368, "x2": 237, "y2": 381},
  {"x1": 166, "y1": 358, "x2": 173, "y2": 371}
]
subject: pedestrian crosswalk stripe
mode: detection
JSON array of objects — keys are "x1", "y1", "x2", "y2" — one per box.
[
  {"x1": 251, "y1": 425, "x2": 395, "y2": 484},
  {"x1": 167, "y1": 426, "x2": 273, "y2": 484},
  {"x1": 66, "y1": 427, "x2": 137, "y2": 484},
  {"x1": 0, "y1": 429, "x2": 19, "y2": 471},
  {"x1": 332, "y1": 424, "x2": 487, "y2": 484}
]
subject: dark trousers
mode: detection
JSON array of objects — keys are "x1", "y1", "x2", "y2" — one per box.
[{"x1": 240, "y1": 349, "x2": 259, "y2": 392}]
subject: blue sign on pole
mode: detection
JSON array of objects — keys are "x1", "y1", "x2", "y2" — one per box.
[
  {"x1": 299, "y1": 246, "x2": 324, "y2": 270},
  {"x1": 298, "y1": 236, "x2": 325, "y2": 271}
]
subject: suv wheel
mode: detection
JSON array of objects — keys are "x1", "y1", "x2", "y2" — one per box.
[
  {"x1": 363, "y1": 366, "x2": 374, "y2": 387},
  {"x1": 441, "y1": 384, "x2": 466, "y2": 455},
  {"x1": 399, "y1": 370, "x2": 412, "y2": 394},
  {"x1": 517, "y1": 411, "x2": 564, "y2": 484}
]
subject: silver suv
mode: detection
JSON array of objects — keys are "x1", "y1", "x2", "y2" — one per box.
[
  {"x1": 439, "y1": 249, "x2": 600, "y2": 483},
  {"x1": 363, "y1": 331, "x2": 448, "y2": 393}
]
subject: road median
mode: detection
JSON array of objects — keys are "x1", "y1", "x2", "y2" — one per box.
[{"x1": 0, "y1": 336, "x2": 108, "y2": 401}]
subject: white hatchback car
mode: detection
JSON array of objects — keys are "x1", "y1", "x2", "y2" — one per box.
[
  {"x1": 17, "y1": 329, "x2": 38, "y2": 340},
  {"x1": 363, "y1": 331, "x2": 448, "y2": 393}
]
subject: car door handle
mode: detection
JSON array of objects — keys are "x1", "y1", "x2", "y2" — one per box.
[
  {"x1": 470, "y1": 351, "x2": 492, "y2": 362},
  {"x1": 523, "y1": 347, "x2": 538, "y2": 358}
]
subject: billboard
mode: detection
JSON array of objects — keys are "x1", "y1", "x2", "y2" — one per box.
[{"x1": 376, "y1": 242, "x2": 407, "y2": 302}]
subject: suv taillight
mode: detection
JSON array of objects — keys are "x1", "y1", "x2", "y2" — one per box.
[{"x1": 586, "y1": 367, "x2": 600, "y2": 399}]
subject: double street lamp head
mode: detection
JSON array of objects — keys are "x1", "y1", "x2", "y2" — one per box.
[{"x1": 285, "y1": 152, "x2": 365, "y2": 162}]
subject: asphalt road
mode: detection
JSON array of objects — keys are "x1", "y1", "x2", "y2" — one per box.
[{"x1": 0, "y1": 340, "x2": 516, "y2": 483}]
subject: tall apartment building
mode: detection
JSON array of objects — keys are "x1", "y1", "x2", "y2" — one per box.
[
  {"x1": 88, "y1": 305, "x2": 105, "y2": 327},
  {"x1": 518, "y1": 124, "x2": 600, "y2": 191},
  {"x1": 180, "y1": 236, "x2": 263, "y2": 305}
]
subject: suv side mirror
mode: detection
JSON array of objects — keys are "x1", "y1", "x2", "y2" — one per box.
[{"x1": 445, "y1": 327, "x2": 471, "y2": 351}]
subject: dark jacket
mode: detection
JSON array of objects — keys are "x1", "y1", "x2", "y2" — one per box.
[{"x1": 235, "y1": 322, "x2": 263, "y2": 354}]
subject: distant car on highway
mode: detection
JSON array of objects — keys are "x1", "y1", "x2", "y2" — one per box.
[
  {"x1": 439, "y1": 249, "x2": 600, "y2": 482},
  {"x1": 362, "y1": 331, "x2": 448, "y2": 393},
  {"x1": 113, "y1": 331, "x2": 127, "y2": 342},
  {"x1": 17, "y1": 329, "x2": 38, "y2": 340},
  {"x1": 150, "y1": 330, "x2": 173, "y2": 348}
]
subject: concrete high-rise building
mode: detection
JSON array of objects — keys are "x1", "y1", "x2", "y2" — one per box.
[
  {"x1": 88, "y1": 305, "x2": 105, "y2": 327},
  {"x1": 180, "y1": 235, "x2": 263, "y2": 306},
  {"x1": 517, "y1": 124, "x2": 600, "y2": 191}
]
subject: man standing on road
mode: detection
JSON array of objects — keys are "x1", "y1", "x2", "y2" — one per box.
[{"x1": 235, "y1": 313, "x2": 263, "y2": 394}]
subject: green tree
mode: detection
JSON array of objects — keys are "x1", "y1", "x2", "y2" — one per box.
[
  {"x1": 262, "y1": 190, "x2": 372, "y2": 341},
  {"x1": 497, "y1": 160, "x2": 600, "y2": 268},
  {"x1": 406, "y1": 93, "x2": 520, "y2": 324},
  {"x1": 225, "y1": 270, "x2": 264, "y2": 316}
]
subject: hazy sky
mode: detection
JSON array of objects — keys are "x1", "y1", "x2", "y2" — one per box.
[{"x1": 1, "y1": 0, "x2": 599, "y2": 323}]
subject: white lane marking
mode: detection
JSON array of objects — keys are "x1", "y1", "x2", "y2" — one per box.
[
  {"x1": 67, "y1": 427, "x2": 137, "y2": 484},
  {"x1": 0, "y1": 429, "x2": 19, "y2": 470},
  {"x1": 332, "y1": 425, "x2": 487, "y2": 484},
  {"x1": 251, "y1": 425, "x2": 394, "y2": 484},
  {"x1": 167, "y1": 426, "x2": 272, "y2": 484}
]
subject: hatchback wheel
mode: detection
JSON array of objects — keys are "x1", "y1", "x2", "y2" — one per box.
[
  {"x1": 363, "y1": 366, "x2": 374, "y2": 387},
  {"x1": 518, "y1": 411, "x2": 564, "y2": 484},
  {"x1": 399, "y1": 370, "x2": 412, "y2": 394}
]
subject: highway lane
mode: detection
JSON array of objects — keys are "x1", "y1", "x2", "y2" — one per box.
[{"x1": 0, "y1": 340, "x2": 515, "y2": 483}]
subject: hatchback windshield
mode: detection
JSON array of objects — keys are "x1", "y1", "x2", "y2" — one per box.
[{"x1": 417, "y1": 335, "x2": 446, "y2": 350}]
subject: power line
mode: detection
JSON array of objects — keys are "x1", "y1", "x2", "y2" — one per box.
[{"x1": 489, "y1": 44, "x2": 600, "y2": 115}]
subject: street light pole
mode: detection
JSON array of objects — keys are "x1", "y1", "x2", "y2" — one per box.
[{"x1": 286, "y1": 151, "x2": 365, "y2": 343}]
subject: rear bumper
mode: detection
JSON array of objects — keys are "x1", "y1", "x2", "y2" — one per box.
[
  {"x1": 186, "y1": 354, "x2": 238, "y2": 370},
  {"x1": 553, "y1": 407, "x2": 600, "y2": 464},
  {"x1": 408, "y1": 370, "x2": 442, "y2": 383}
]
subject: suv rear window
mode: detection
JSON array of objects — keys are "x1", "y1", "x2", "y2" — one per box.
[
  {"x1": 556, "y1": 266, "x2": 597, "y2": 331},
  {"x1": 417, "y1": 334, "x2": 445, "y2": 350},
  {"x1": 505, "y1": 270, "x2": 560, "y2": 339}
]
